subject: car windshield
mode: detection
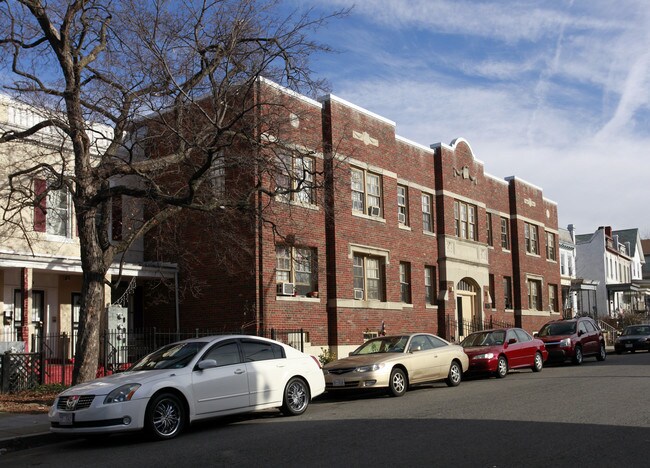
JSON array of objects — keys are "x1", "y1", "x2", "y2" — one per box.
[
  {"x1": 461, "y1": 331, "x2": 506, "y2": 347},
  {"x1": 352, "y1": 336, "x2": 410, "y2": 355},
  {"x1": 623, "y1": 325, "x2": 650, "y2": 336},
  {"x1": 538, "y1": 322, "x2": 576, "y2": 336},
  {"x1": 130, "y1": 342, "x2": 208, "y2": 371}
]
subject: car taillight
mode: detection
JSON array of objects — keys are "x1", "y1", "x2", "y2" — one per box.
[{"x1": 310, "y1": 355, "x2": 322, "y2": 369}]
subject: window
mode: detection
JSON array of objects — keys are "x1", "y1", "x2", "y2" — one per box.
[
  {"x1": 351, "y1": 168, "x2": 382, "y2": 216},
  {"x1": 500, "y1": 217, "x2": 510, "y2": 250},
  {"x1": 275, "y1": 246, "x2": 317, "y2": 296},
  {"x1": 454, "y1": 200, "x2": 477, "y2": 240},
  {"x1": 560, "y1": 252, "x2": 567, "y2": 275},
  {"x1": 421, "y1": 193, "x2": 433, "y2": 233},
  {"x1": 546, "y1": 232, "x2": 556, "y2": 261},
  {"x1": 486, "y1": 213, "x2": 493, "y2": 246},
  {"x1": 399, "y1": 262, "x2": 411, "y2": 303},
  {"x1": 34, "y1": 178, "x2": 73, "y2": 237},
  {"x1": 277, "y1": 154, "x2": 315, "y2": 204},
  {"x1": 13, "y1": 289, "x2": 22, "y2": 341},
  {"x1": 241, "y1": 339, "x2": 285, "y2": 362},
  {"x1": 397, "y1": 185, "x2": 409, "y2": 225},
  {"x1": 528, "y1": 279, "x2": 542, "y2": 310},
  {"x1": 524, "y1": 222, "x2": 539, "y2": 255},
  {"x1": 203, "y1": 342, "x2": 242, "y2": 367},
  {"x1": 353, "y1": 254, "x2": 384, "y2": 301},
  {"x1": 549, "y1": 284, "x2": 558, "y2": 312},
  {"x1": 425, "y1": 266, "x2": 437, "y2": 305},
  {"x1": 503, "y1": 277, "x2": 513, "y2": 309}
]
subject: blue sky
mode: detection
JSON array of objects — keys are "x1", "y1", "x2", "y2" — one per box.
[{"x1": 289, "y1": 0, "x2": 650, "y2": 237}]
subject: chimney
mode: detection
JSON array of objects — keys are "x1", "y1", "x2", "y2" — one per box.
[
  {"x1": 605, "y1": 226, "x2": 612, "y2": 237},
  {"x1": 567, "y1": 224, "x2": 576, "y2": 243}
]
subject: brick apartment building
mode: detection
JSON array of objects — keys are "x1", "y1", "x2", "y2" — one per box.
[{"x1": 143, "y1": 79, "x2": 562, "y2": 356}]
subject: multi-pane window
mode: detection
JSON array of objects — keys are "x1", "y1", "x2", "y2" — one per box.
[
  {"x1": 276, "y1": 154, "x2": 315, "y2": 204},
  {"x1": 500, "y1": 217, "x2": 510, "y2": 250},
  {"x1": 454, "y1": 200, "x2": 477, "y2": 240},
  {"x1": 351, "y1": 168, "x2": 382, "y2": 216},
  {"x1": 488, "y1": 274, "x2": 495, "y2": 308},
  {"x1": 399, "y1": 262, "x2": 411, "y2": 303},
  {"x1": 424, "y1": 266, "x2": 437, "y2": 305},
  {"x1": 486, "y1": 213, "x2": 493, "y2": 246},
  {"x1": 546, "y1": 232, "x2": 556, "y2": 261},
  {"x1": 503, "y1": 276, "x2": 513, "y2": 309},
  {"x1": 397, "y1": 185, "x2": 409, "y2": 225},
  {"x1": 549, "y1": 284, "x2": 559, "y2": 312},
  {"x1": 209, "y1": 153, "x2": 226, "y2": 198},
  {"x1": 275, "y1": 246, "x2": 317, "y2": 296},
  {"x1": 35, "y1": 178, "x2": 72, "y2": 237},
  {"x1": 528, "y1": 279, "x2": 542, "y2": 310},
  {"x1": 524, "y1": 222, "x2": 539, "y2": 255},
  {"x1": 353, "y1": 254, "x2": 383, "y2": 301},
  {"x1": 422, "y1": 194, "x2": 433, "y2": 233}
]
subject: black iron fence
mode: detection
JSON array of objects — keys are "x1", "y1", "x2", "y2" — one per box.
[
  {"x1": 0, "y1": 327, "x2": 307, "y2": 393},
  {"x1": 444, "y1": 315, "x2": 515, "y2": 343}
]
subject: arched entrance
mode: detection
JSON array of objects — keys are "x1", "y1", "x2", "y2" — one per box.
[{"x1": 455, "y1": 278, "x2": 481, "y2": 339}]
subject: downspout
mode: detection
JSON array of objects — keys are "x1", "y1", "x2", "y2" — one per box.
[
  {"x1": 174, "y1": 270, "x2": 180, "y2": 336},
  {"x1": 255, "y1": 78, "x2": 263, "y2": 335}
]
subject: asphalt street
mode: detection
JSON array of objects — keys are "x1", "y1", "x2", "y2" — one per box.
[{"x1": 2, "y1": 351, "x2": 649, "y2": 467}]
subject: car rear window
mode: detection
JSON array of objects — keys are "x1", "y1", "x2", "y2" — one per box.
[{"x1": 538, "y1": 322, "x2": 576, "y2": 336}]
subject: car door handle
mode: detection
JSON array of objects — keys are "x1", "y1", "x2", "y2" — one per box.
[{"x1": 234, "y1": 369, "x2": 245, "y2": 374}]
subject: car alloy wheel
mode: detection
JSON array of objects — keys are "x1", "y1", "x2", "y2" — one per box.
[
  {"x1": 388, "y1": 368, "x2": 407, "y2": 397},
  {"x1": 572, "y1": 346, "x2": 583, "y2": 365},
  {"x1": 496, "y1": 356, "x2": 508, "y2": 378},
  {"x1": 146, "y1": 393, "x2": 185, "y2": 440},
  {"x1": 532, "y1": 352, "x2": 543, "y2": 372},
  {"x1": 281, "y1": 377, "x2": 310, "y2": 416},
  {"x1": 445, "y1": 361, "x2": 462, "y2": 387}
]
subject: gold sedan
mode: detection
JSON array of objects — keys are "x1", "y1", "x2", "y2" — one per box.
[{"x1": 323, "y1": 333, "x2": 469, "y2": 397}]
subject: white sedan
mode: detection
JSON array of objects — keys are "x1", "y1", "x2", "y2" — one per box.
[{"x1": 49, "y1": 335, "x2": 325, "y2": 440}]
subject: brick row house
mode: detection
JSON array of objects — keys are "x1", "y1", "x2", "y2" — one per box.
[{"x1": 142, "y1": 79, "x2": 563, "y2": 356}]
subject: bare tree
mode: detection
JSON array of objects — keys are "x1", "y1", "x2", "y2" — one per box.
[{"x1": 0, "y1": 0, "x2": 346, "y2": 384}]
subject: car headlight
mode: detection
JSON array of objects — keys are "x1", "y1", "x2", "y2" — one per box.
[
  {"x1": 104, "y1": 384, "x2": 141, "y2": 404},
  {"x1": 355, "y1": 363, "x2": 385, "y2": 373},
  {"x1": 559, "y1": 338, "x2": 571, "y2": 347},
  {"x1": 473, "y1": 353, "x2": 495, "y2": 360}
]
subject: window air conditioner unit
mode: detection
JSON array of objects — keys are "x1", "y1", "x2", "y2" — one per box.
[
  {"x1": 354, "y1": 288, "x2": 364, "y2": 300},
  {"x1": 277, "y1": 282, "x2": 295, "y2": 296},
  {"x1": 398, "y1": 213, "x2": 406, "y2": 224},
  {"x1": 368, "y1": 206, "x2": 381, "y2": 217}
]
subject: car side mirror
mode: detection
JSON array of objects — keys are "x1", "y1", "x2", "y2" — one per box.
[
  {"x1": 197, "y1": 359, "x2": 217, "y2": 370},
  {"x1": 410, "y1": 345, "x2": 422, "y2": 353},
  {"x1": 578, "y1": 330, "x2": 584, "y2": 336},
  {"x1": 508, "y1": 338, "x2": 517, "y2": 344}
]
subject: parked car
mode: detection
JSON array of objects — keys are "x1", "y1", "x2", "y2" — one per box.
[
  {"x1": 614, "y1": 324, "x2": 650, "y2": 354},
  {"x1": 536, "y1": 317, "x2": 606, "y2": 364},
  {"x1": 461, "y1": 328, "x2": 547, "y2": 378},
  {"x1": 49, "y1": 335, "x2": 325, "y2": 440},
  {"x1": 322, "y1": 333, "x2": 468, "y2": 397}
]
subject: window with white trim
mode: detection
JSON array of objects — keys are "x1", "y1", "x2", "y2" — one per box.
[
  {"x1": 425, "y1": 266, "x2": 436, "y2": 305},
  {"x1": 422, "y1": 194, "x2": 433, "y2": 233},
  {"x1": 276, "y1": 154, "x2": 315, "y2": 204},
  {"x1": 351, "y1": 167, "x2": 382, "y2": 217},
  {"x1": 528, "y1": 278, "x2": 542, "y2": 310},
  {"x1": 524, "y1": 222, "x2": 539, "y2": 255},
  {"x1": 548, "y1": 284, "x2": 558, "y2": 312},
  {"x1": 399, "y1": 262, "x2": 411, "y2": 303},
  {"x1": 486, "y1": 213, "x2": 493, "y2": 246},
  {"x1": 500, "y1": 217, "x2": 510, "y2": 250},
  {"x1": 397, "y1": 185, "x2": 409, "y2": 226},
  {"x1": 546, "y1": 231, "x2": 556, "y2": 261},
  {"x1": 34, "y1": 178, "x2": 73, "y2": 237},
  {"x1": 454, "y1": 200, "x2": 477, "y2": 240},
  {"x1": 353, "y1": 254, "x2": 384, "y2": 301},
  {"x1": 275, "y1": 246, "x2": 318, "y2": 296},
  {"x1": 503, "y1": 276, "x2": 513, "y2": 309}
]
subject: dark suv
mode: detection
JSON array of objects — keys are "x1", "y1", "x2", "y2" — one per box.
[{"x1": 536, "y1": 317, "x2": 606, "y2": 364}]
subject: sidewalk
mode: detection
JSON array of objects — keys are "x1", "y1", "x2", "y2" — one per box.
[{"x1": 0, "y1": 412, "x2": 54, "y2": 453}]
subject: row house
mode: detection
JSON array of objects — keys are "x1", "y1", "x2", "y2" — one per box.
[
  {"x1": 0, "y1": 95, "x2": 176, "y2": 355},
  {"x1": 143, "y1": 79, "x2": 562, "y2": 356},
  {"x1": 575, "y1": 226, "x2": 647, "y2": 317}
]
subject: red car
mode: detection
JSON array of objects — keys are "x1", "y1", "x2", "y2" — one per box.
[{"x1": 461, "y1": 328, "x2": 548, "y2": 378}]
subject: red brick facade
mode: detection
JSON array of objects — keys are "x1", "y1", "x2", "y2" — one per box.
[{"x1": 143, "y1": 80, "x2": 562, "y2": 353}]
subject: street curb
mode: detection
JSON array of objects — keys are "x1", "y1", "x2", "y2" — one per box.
[{"x1": 0, "y1": 432, "x2": 57, "y2": 455}]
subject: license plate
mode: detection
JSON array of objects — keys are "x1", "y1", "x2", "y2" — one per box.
[
  {"x1": 333, "y1": 378, "x2": 345, "y2": 387},
  {"x1": 59, "y1": 413, "x2": 74, "y2": 425},
  {"x1": 625, "y1": 344, "x2": 633, "y2": 348}
]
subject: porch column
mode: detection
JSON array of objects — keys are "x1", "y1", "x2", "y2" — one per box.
[{"x1": 21, "y1": 268, "x2": 32, "y2": 351}]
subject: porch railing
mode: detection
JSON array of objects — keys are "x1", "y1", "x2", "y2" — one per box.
[{"x1": 444, "y1": 315, "x2": 515, "y2": 343}]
